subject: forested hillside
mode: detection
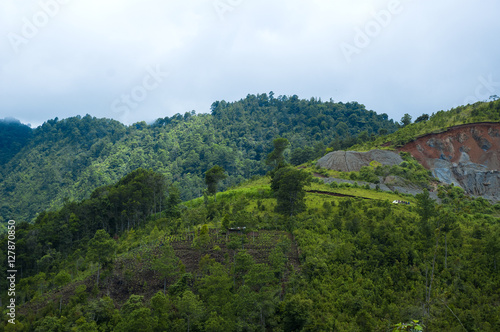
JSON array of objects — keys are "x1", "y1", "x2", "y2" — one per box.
[
  {"x1": 0, "y1": 119, "x2": 32, "y2": 167},
  {"x1": 0, "y1": 93, "x2": 398, "y2": 224},
  {"x1": 1, "y1": 163, "x2": 498, "y2": 331},
  {"x1": 3, "y1": 97, "x2": 499, "y2": 330}
]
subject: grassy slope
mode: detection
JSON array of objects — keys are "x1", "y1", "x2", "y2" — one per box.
[
  {"x1": 20, "y1": 174, "x2": 413, "y2": 304},
  {"x1": 215, "y1": 175, "x2": 416, "y2": 206}
]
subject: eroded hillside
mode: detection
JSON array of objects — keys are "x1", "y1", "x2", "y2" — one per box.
[{"x1": 399, "y1": 122, "x2": 500, "y2": 201}]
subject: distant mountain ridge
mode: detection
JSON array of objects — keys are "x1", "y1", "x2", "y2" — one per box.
[{"x1": 0, "y1": 118, "x2": 32, "y2": 167}]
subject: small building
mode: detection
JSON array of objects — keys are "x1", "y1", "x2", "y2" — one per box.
[
  {"x1": 392, "y1": 200, "x2": 410, "y2": 205},
  {"x1": 228, "y1": 227, "x2": 246, "y2": 234}
]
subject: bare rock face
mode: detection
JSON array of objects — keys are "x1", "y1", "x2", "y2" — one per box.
[
  {"x1": 317, "y1": 123, "x2": 500, "y2": 201},
  {"x1": 399, "y1": 123, "x2": 500, "y2": 202},
  {"x1": 317, "y1": 150, "x2": 403, "y2": 172}
]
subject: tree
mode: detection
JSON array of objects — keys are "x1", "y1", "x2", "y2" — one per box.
[
  {"x1": 152, "y1": 243, "x2": 179, "y2": 294},
  {"x1": 87, "y1": 229, "x2": 117, "y2": 287},
  {"x1": 165, "y1": 185, "x2": 182, "y2": 219},
  {"x1": 150, "y1": 291, "x2": 173, "y2": 331},
  {"x1": 393, "y1": 320, "x2": 424, "y2": 331},
  {"x1": 205, "y1": 165, "x2": 227, "y2": 201},
  {"x1": 266, "y1": 137, "x2": 290, "y2": 169},
  {"x1": 32, "y1": 316, "x2": 67, "y2": 332},
  {"x1": 414, "y1": 114, "x2": 429, "y2": 123},
  {"x1": 283, "y1": 294, "x2": 313, "y2": 332},
  {"x1": 198, "y1": 262, "x2": 233, "y2": 313},
  {"x1": 120, "y1": 294, "x2": 145, "y2": 316},
  {"x1": 117, "y1": 295, "x2": 157, "y2": 332},
  {"x1": 86, "y1": 296, "x2": 116, "y2": 327},
  {"x1": 205, "y1": 311, "x2": 231, "y2": 332},
  {"x1": 415, "y1": 189, "x2": 436, "y2": 223},
  {"x1": 233, "y1": 250, "x2": 255, "y2": 281},
  {"x1": 244, "y1": 263, "x2": 274, "y2": 291},
  {"x1": 271, "y1": 167, "x2": 311, "y2": 218},
  {"x1": 54, "y1": 270, "x2": 71, "y2": 288},
  {"x1": 72, "y1": 317, "x2": 98, "y2": 332},
  {"x1": 290, "y1": 146, "x2": 315, "y2": 166},
  {"x1": 400, "y1": 113, "x2": 412, "y2": 127},
  {"x1": 192, "y1": 224, "x2": 210, "y2": 249},
  {"x1": 177, "y1": 290, "x2": 204, "y2": 332}
]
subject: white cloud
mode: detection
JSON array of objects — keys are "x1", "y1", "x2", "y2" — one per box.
[{"x1": 1, "y1": 0, "x2": 500, "y2": 126}]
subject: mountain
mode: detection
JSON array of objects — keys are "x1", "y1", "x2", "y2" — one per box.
[
  {"x1": 0, "y1": 118, "x2": 32, "y2": 167},
  {"x1": 400, "y1": 122, "x2": 500, "y2": 201},
  {"x1": 354, "y1": 99, "x2": 500, "y2": 150},
  {"x1": 0, "y1": 94, "x2": 398, "y2": 223},
  {"x1": 1, "y1": 98, "x2": 499, "y2": 330},
  {"x1": 1, "y1": 164, "x2": 498, "y2": 330},
  {"x1": 317, "y1": 100, "x2": 500, "y2": 202}
]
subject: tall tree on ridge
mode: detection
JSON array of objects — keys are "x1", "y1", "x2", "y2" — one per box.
[
  {"x1": 205, "y1": 165, "x2": 227, "y2": 201},
  {"x1": 266, "y1": 137, "x2": 289, "y2": 170}
]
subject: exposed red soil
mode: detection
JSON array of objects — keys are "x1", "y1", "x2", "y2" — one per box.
[{"x1": 399, "y1": 122, "x2": 500, "y2": 170}]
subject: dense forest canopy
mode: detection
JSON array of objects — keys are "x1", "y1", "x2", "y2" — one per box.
[{"x1": 0, "y1": 93, "x2": 398, "y2": 224}]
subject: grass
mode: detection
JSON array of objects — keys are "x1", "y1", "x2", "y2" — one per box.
[
  {"x1": 184, "y1": 176, "x2": 272, "y2": 209},
  {"x1": 182, "y1": 172, "x2": 418, "y2": 216},
  {"x1": 306, "y1": 180, "x2": 417, "y2": 204}
]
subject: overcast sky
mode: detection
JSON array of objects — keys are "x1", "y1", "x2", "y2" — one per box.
[{"x1": 1, "y1": 0, "x2": 499, "y2": 127}]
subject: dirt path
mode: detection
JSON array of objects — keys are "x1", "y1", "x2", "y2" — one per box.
[{"x1": 306, "y1": 190, "x2": 370, "y2": 199}]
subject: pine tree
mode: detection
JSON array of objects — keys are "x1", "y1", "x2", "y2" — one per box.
[
  {"x1": 87, "y1": 229, "x2": 117, "y2": 287},
  {"x1": 271, "y1": 167, "x2": 311, "y2": 218},
  {"x1": 205, "y1": 166, "x2": 227, "y2": 201}
]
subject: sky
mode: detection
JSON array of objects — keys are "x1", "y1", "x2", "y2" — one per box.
[{"x1": 1, "y1": 0, "x2": 500, "y2": 128}]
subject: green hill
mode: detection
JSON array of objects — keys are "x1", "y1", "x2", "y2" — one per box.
[
  {"x1": 2, "y1": 98, "x2": 500, "y2": 331},
  {"x1": 1, "y1": 166, "x2": 498, "y2": 331},
  {"x1": 0, "y1": 118, "x2": 32, "y2": 167},
  {"x1": 352, "y1": 99, "x2": 500, "y2": 150},
  {"x1": 0, "y1": 94, "x2": 398, "y2": 223}
]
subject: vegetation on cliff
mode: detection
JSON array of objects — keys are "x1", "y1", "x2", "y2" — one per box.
[{"x1": 352, "y1": 99, "x2": 500, "y2": 150}]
